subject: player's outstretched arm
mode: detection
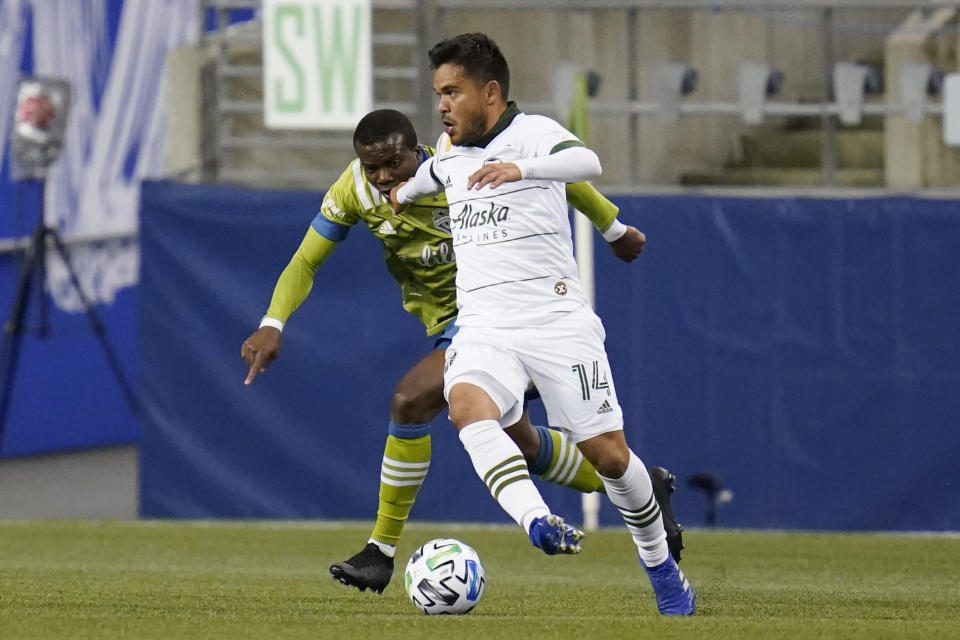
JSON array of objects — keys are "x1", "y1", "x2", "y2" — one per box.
[
  {"x1": 566, "y1": 181, "x2": 617, "y2": 230},
  {"x1": 393, "y1": 157, "x2": 445, "y2": 212},
  {"x1": 241, "y1": 227, "x2": 337, "y2": 385},
  {"x1": 566, "y1": 181, "x2": 646, "y2": 263}
]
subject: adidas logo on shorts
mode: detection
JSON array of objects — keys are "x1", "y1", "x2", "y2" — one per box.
[
  {"x1": 596, "y1": 399, "x2": 614, "y2": 415},
  {"x1": 377, "y1": 220, "x2": 397, "y2": 235}
]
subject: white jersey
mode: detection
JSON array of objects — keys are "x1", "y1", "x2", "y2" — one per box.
[{"x1": 427, "y1": 107, "x2": 590, "y2": 328}]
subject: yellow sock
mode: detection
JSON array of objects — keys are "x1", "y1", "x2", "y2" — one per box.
[
  {"x1": 370, "y1": 424, "x2": 431, "y2": 547},
  {"x1": 531, "y1": 425, "x2": 605, "y2": 493}
]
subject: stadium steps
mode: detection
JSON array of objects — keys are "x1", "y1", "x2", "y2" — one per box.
[
  {"x1": 681, "y1": 167, "x2": 885, "y2": 187},
  {"x1": 739, "y1": 129, "x2": 884, "y2": 170},
  {"x1": 681, "y1": 117, "x2": 885, "y2": 187},
  {"x1": 208, "y1": 4, "x2": 421, "y2": 189}
]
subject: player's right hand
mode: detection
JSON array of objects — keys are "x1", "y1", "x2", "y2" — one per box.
[
  {"x1": 241, "y1": 326, "x2": 282, "y2": 385},
  {"x1": 389, "y1": 182, "x2": 407, "y2": 213}
]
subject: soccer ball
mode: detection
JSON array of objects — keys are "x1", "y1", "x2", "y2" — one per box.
[{"x1": 404, "y1": 538, "x2": 486, "y2": 615}]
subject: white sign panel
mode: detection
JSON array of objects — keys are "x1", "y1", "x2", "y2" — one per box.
[
  {"x1": 943, "y1": 73, "x2": 960, "y2": 147},
  {"x1": 263, "y1": 0, "x2": 372, "y2": 129}
]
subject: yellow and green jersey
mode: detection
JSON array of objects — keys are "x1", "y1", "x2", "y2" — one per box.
[{"x1": 264, "y1": 145, "x2": 619, "y2": 336}]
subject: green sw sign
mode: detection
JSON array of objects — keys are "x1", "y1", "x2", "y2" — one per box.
[{"x1": 263, "y1": 0, "x2": 372, "y2": 129}]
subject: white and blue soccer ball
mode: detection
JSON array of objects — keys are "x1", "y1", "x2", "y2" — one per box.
[{"x1": 404, "y1": 538, "x2": 486, "y2": 615}]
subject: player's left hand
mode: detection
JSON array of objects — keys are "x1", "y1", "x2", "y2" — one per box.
[
  {"x1": 467, "y1": 163, "x2": 522, "y2": 190},
  {"x1": 609, "y1": 226, "x2": 646, "y2": 262}
]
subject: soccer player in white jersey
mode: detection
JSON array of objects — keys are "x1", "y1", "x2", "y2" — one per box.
[
  {"x1": 392, "y1": 33, "x2": 695, "y2": 616},
  {"x1": 241, "y1": 109, "x2": 684, "y2": 595}
]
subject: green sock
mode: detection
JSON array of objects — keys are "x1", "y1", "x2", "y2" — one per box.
[
  {"x1": 370, "y1": 423, "x2": 431, "y2": 548},
  {"x1": 531, "y1": 425, "x2": 605, "y2": 493}
]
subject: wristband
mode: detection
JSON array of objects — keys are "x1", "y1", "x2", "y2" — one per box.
[
  {"x1": 601, "y1": 219, "x2": 627, "y2": 242},
  {"x1": 259, "y1": 317, "x2": 284, "y2": 332}
]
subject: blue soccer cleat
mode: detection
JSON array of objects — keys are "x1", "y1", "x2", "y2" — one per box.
[
  {"x1": 528, "y1": 514, "x2": 584, "y2": 555},
  {"x1": 643, "y1": 555, "x2": 696, "y2": 615}
]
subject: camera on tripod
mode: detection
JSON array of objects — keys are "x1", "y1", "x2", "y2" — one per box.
[
  {"x1": 11, "y1": 76, "x2": 70, "y2": 179},
  {"x1": 0, "y1": 76, "x2": 139, "y2": 445}
]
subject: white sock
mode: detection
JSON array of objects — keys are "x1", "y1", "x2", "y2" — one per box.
[
  {"x1": 598, "y1": 450, "x2": 670, "y2": 567},
  {"x1": 367, "y1": 538, "x2": 396, "y2": 558},
  {"x1": 459, "y1": 420, "x2": 550, "y2": 532}
]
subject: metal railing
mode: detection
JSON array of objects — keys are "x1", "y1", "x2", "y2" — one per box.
[
  {"x1": 427, "y1": 0, "x2": 959, "y2": 188},
  {"x1": 200, "y1": 0, "x2": 426, "y2": 188}
]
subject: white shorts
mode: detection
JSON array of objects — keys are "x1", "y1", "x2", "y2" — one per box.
[{"x1": 442, "y1": 306, "x2": 623, "y2": 443}]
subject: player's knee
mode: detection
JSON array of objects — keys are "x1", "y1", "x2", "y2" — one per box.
[
  {"x1": 579, "y1": 433, "x2": 630, "y2": 478},
  {"x1": 390, "y1": 386, "x2": 445, "y2": 424},
  {"x1": 447, "y1": 401, "x2": 485, "y2": 430},
  {"x1": 446, "y1": 401, "x2": 494, "y2": 431},
  {"x1": 594, "y1": 453, "x2": 629, "y2": 479},
  {"x1": 447, "y1": 383, "x2": 503, "y2": 430}
]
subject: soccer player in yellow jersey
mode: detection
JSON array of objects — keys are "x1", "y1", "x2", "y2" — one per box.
[{"x1": 240, "y1": 109, "x2": 683, "y2": 594}]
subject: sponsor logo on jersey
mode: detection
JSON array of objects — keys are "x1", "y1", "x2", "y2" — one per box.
[
  {"x1": 377, "y1": 220, "x2": 397, "y2": 235},
  {"x1": 453, "y1": 202, "x2": 509, "y2": 229},
  {"x1": 596, "y1": 399, "x2": 614, "y2": 415},
  {"x1": 444, "y1": 175, "x2": 453, "y2": 187},
  {"x1": 554, "y1": 281, "x2": 568, "y2": 295},
  {"x1": 432, "y1": 208, "x2": 451, "y2": 233},
  {"x1": 322, "y1": 196, "x2": 347, "y2": 220},
  {"x1": 418, "y1": 241, "x2": 455, "y2": 267}
]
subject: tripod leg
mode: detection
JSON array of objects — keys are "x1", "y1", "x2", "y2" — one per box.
[
  {"x1": 0, "y1": 225, "x2": 47, "y2": 436},
  {"x1": 47, "y1": 230, "x2": 141, "y2": 419}
]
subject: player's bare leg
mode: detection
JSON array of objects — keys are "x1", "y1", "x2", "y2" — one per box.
[
  {"x1": 449, "y1": 382, "x2": 583, "y2": 555},
  {"x1": 329, "y1": 350, "x2": 445, "y2": 593},
  {"x1": 505, "y1": 414, "x2": 605, "y2": 493},
  {"x1": 333, "y1": 353, "x2": 621, "y2": 592},
  {"x1": 578, "y1": 431, "x2": 695, "y2": 615},
  {"x1": 505, "y1": 414, "x2": 683, "y2": 560}
]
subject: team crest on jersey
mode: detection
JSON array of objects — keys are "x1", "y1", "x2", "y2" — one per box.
[
  {"x1": 432, "y1": 208, "x2": 451, "y2": 233},
  {"x1": 554, "y1": 281, "x2": 568, "y2": 296}
]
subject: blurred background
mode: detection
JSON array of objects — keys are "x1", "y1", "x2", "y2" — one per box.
[{"x1": 0, "y1": 0, "x2": 957, "y2": 533}]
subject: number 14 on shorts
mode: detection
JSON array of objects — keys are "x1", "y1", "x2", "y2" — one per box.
[{"x1": 571, "y1": 362, "x2": 611, "y2": 401}]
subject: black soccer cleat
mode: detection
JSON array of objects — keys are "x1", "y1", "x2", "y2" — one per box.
[
  {"x1": 329, "y1": 542, "x2": 394, "y2": 594},
  {"x1": 648, "y1": 466, "x2": 686, "y2": 563}
]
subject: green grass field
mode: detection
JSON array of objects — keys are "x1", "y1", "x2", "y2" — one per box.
[{"x1": 1, "y1": 520, "x2": 958, "y2": 639}]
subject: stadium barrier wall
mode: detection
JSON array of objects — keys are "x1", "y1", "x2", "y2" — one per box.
[
  {"x1": 0, "y1": 174, "x2": 139, "y2": 459},
  {"x1": 22, "y1": 180, "x2": 956, "y2": 532}
]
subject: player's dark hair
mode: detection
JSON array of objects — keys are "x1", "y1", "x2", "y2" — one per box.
[
  {"x1": 428, "y1": 33, "x2": 510, "y2": 100},
  {"x1": 352, "y1": 109, "x2": 418, "y2": 148}
]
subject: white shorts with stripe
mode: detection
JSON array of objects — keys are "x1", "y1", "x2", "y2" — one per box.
[{"x1": 442, "y1": 306, "x2": 624, "y2": 443}]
